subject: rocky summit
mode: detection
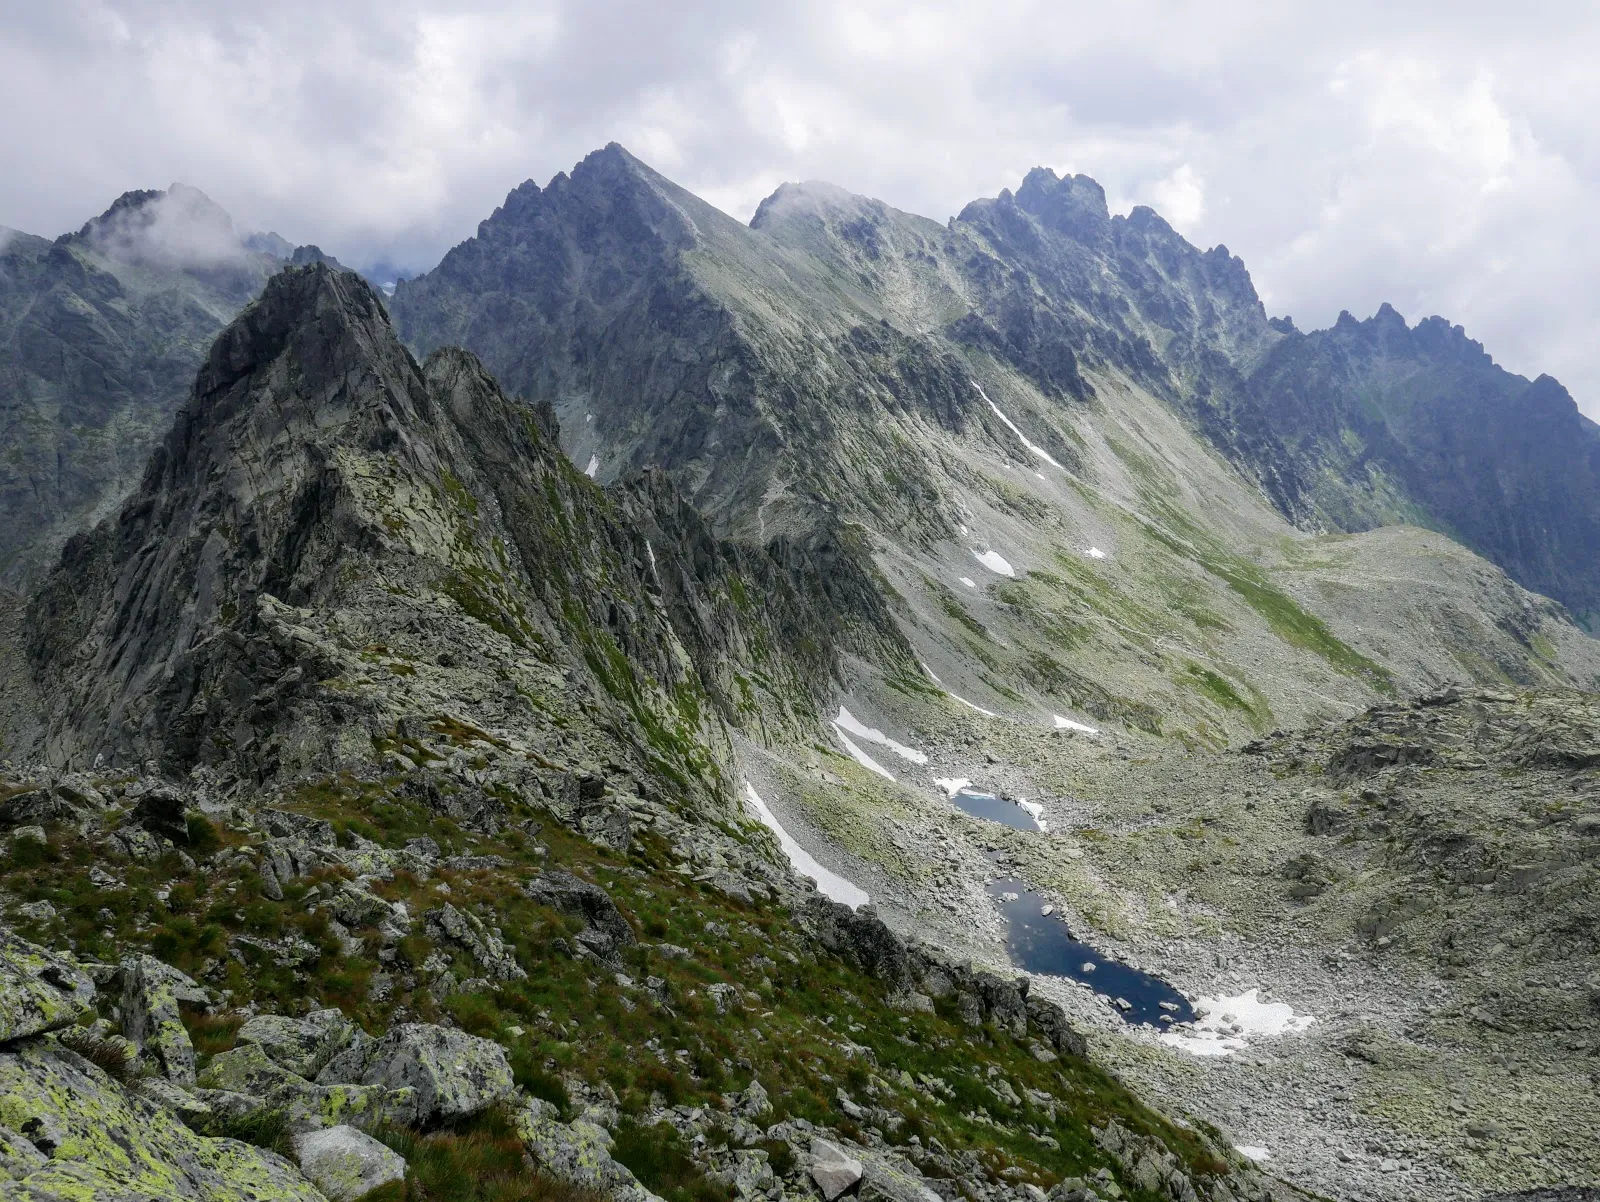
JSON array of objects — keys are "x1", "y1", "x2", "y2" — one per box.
[{"x1": 0, "y1": 146, "x2": 1598, "y2": 1202}]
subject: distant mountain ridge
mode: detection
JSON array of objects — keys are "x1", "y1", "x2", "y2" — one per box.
[
  {"x1": 390, "y1": 145, "x2": 1600, "y2": 741},
  {"x1": 392, "y1": 146, "x2": 1600, "y2": 631}
]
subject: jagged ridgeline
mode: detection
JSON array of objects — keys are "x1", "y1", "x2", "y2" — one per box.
[
  {"x1": 0, "y1": 262, "x2": 1295, "y2": 1202},
  {"x1": 392, "y1": 145, "x2": 1600, "y2": 742},
  {"x1": 18, "y1": 263, "x2": 908, "y2": 798}
]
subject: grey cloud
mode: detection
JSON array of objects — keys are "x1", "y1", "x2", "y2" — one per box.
[{"x1": 1, "y1": 1, "x2": 1596, "y2": 413}]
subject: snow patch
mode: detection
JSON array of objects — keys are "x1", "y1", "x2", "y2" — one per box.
[
  {"x1": 743, "y1": 784, "x2": 868, "y2": 909},
  {"x1": 1015, "y1": 799, "x2": 1048, "y2": 832},
  {"x1": 1085, "y1": 547, "x2": 1107, "y2": 560},
  {"x1": 959, "y1": 576, "x2": 977, "y2": 588},
  {"x1": 585, "y1": 413, "x2": 593, "y2": 423},
  {"x1": 933, "y1": 777, "x2": 972, "y2": 797},
  {"x1": 1160, "y1": 988, "x2": 1316, "y2": 1057},
  {"x1": 1053, "y1": 715, "x2": 1099, "y2": 734},
  {"x1": 1235, "y1": 1146, "x2": 1271, "y2": 1163},
  {"x1": 972, "y1": 381, "x2": 1065, "y2": 470},
  {"x1": 949, "y1": 692, "x2": 999, "y2": 718},
  {"x1": 973, "y1": 549, "x2": 1015, "y2": 577},
  {"x1": 834, "y1": 707, "x2": 927, "y2": 765},
  {"x1": 832, "y1": 726, "x2": 896, "y2": 781},
  {"x1": 584, "y1": 454, "x2": 599, "y2": 478}
]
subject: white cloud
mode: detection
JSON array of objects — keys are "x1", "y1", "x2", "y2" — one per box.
[{"x1": 0, "y1": 1, "x2": 1597, "y2": 413}]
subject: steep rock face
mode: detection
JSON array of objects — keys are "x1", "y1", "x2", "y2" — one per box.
[
  {"x1": 20, "y1": 265, "x2": 904, "y2": 798},
  {"x1": 391, "y1": 148, "x2": 1600, "y2": 739},
  {"x1": 0, "y1": 187, "x2": 337, "y2": 590},
  {"x1": 1238, "y1": 308, "x2": 1600, "y2": 627}
]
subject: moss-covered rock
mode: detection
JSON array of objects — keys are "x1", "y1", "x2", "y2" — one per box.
[
  {"x1": 0, "y1": 1037, "x2": 326, "y2": 1200},
  {"x1": 0, "y1": 930, "x2": 93, "y2": 1043}
]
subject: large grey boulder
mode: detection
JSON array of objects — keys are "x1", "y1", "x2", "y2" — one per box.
[
  {"x1": 335, "y1": 1023, "x2": 514, "y2": 1124},
  {"x1": 522, "y1": 870, "x2": 635, "y2": 952},
  {"x1": 809, "y1": 1137, "x2": 864, "y2": 1201},
  {"x1": 120, "y1": 954, "x2": 198, "y2": 1084},
  {"x1": 0, "y1": 931, "x2": 94, "y2": 1043},
  {"x1": 0, "y1": 1037, "x2": 325, "y2": 1199},
  {"x1": 515, "y1": 1098, "x2": 663, "y2": 1202},
  {"x1": 198, "y1": 1041, "x2": 414, "y2": 1134},
  {"x1": 238, "y1": 1009, "x2": 360, "y2": 1079},
  {"x1": 292, "y1": 1124, "x2": 406, "y2": 1201}
]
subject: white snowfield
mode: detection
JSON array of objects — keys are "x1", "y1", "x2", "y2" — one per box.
[
  {"x1": 584, "y1": 454, "x2": 599, "y2": 478},
  {"x1": 1159, "y1": 988, "x2": 1316, "y2": 1058},
  {"x1": 1085, "y1": 546, "x2": 1108, "y2": 560},
  {"x1": 972, "y1": 380, "x2": 1065, "y2": 470},
  {"x1": 959, "y1": 576, "x2": 977, "y2": 588},
  {"x1": 743, "y1": 783, "x2": 868, "y2": 909},
  {"x1": 1235, "y1": 1146, "x2": 1271, "y2": 1163},
  {"x1": 1016, "y1": 799, "x2": 1048, "y2": 832},
  {"x1": 833, "y1": 706, "x2": 928, "y2": 764},
  {"x1": 933, "y1": 777, "x2": 972, "y2": 797},
  {"x1": 832, "y1": 725, "x2": 896, "y2": 781},
  {"x1": 973, "y1": 549, "x2": 1015, "y2": 577},
  {"x1": 1053, "y1": 715, "x2": 1099, "y2": 734}
]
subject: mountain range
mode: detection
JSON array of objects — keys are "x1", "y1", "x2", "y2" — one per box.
[{"x1": 2, "y1": 146, "x2": 1599, "y2": 1202}]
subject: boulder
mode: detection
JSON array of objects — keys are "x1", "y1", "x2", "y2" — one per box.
[
  {"x1": 132, "y1": 784, "x2": 191, "y2": 842},
  {"x1": 0, "y1": 1038, "x2": 324, "y2": 1199},
  {"x1": 424, "y1": 902, "x2": 527, "y2": 981},
  {"x1": 120, "y1": 954, "x2": 198, "y2": 1084},
  {"x1": 0, "y1": 929, "x2": 94, "y2": 1042},
  {"x1": 292, "y1": 1124, "x2": 406, "y2": 1201},
  {"x1": 1025, "y1": 996, "x2": 1087, "y2": 1058},
  {"x1": 803, "y1": 899, "x2": 913, "y2": 993},
  {"x1": 515, "y1": 1098, "x2": 663, "y2": 1202},
  {"x1": 199, "y1": 1041, "x2": 414, "y2": 1133},
  {"x1": 522, "y1": 871, "x2": 635, "y2": 951},
  {"x1": 336, "y1": 1023, "x2": 514, "y2": 1124},
  {"x1": 238, "y1": 1009, "x2": 359, "y2": 1078},
  {"x1": 0, "y1": 790, "x2": 80, "y2": 829},
  {"x1": 810, "y1": 1137, "x2": 864, "y2": 1201}
]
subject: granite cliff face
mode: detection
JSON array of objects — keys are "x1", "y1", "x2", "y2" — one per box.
[
  {"x1": 392, "y1": 147, "x2": 1600, "y2": 744},
  {"x1": 20, "y1": 263, "x2": 906, "y2": 799}
]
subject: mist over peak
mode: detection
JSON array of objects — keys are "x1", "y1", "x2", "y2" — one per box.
[{"x1": 74, "y1": 182, "x2": 255, "y2": 271}]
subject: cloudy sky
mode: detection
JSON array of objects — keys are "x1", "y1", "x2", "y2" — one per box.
[{"x1": 4, "y1": 1, "x2": 1597, "y2": 413}]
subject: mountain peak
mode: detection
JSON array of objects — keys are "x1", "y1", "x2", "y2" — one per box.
[{"x1": 71, "y1": 181, "x2": 253, "y2": 270}]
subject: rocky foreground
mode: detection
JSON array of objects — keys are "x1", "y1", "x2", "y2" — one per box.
[{"x1": 0, "y1": 760, "x2": 1291, "y2": 1202}]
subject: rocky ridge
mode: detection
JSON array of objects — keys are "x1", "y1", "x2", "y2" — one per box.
[
  {"x1": 391, "y1": 146, "x2": 1600, "y2": 746},
  {"x1": 0, "y1": 265, "x2": 1289, "y2": 1202}
]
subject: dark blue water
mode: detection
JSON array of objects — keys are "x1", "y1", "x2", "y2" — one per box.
[
  {"x1": 951, "y1": 788, "x2": 1040, "y2": 830},
  {"x1": 987, "y1": 878, "x2": 1195, "y2": 1028}
]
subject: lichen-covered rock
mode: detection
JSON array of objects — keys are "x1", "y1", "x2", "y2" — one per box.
[
  {"x1": 0, "y1": 1037, "x2": 327, "y2": 1200},
  {"x1": 0, "y1": 929, "x2": 94, "y2": 1042},
  {"x1": 238, "y1": 1009, "x2": 359, "y2": 1078},
  {"x1": 121, "y1": 953, "x2": 198, "y2": 1084},
  {"x1": 0, "y1": 1122, "x2": 49, "y2": 1183},
  {"x1": 424, "y1": 901, "x2": 527, "y2": 981},
  {"x1": 515, "y1": 1098, "x2": 663, "y2": 1202},
  {"x1": 198, "y1": 1041, "x2": 415, "y2": 1133},
  {"x1": 340, "y1": 1022, "x2": 514, "y2": 1124},
  {"x1": 292, "y1": 1124, "x2": 406, "y2": 1201}
]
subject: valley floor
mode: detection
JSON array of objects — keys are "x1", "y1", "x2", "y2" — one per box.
[{"x1": 758, "y1": 688, "x2": 1600, "y2": 1202}]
